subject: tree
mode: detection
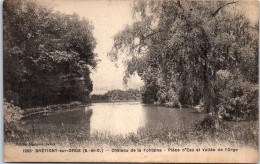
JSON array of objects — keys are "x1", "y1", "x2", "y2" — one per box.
[
  {"x1": 4, "y1": 0, "x2": 98, "y2": 108},
  {"x1": 91, "y1": 89, "x2": 141, "y2": 102},
  {"x1": 109, "y1": 1, "x2": 258, "y2": 123}
]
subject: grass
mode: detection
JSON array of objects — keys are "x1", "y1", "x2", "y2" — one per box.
[{"x1": 5, "y1": 119, "x2": 258, "y2": 149}]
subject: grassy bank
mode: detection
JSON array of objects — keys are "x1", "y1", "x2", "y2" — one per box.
[
  {"x1": 22, "y1": 102, "x2": 86, "y2": 120},
  {"x1": 4, "y1": 100, "x2": 258, "y2": 148},
  {"x1": 6, "y1": 119, "x2": 258, "y2": 149}
]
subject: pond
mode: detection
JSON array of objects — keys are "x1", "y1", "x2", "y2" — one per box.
[{"x1": 26, "y1": 102, "x2": 208, "y2": 137}]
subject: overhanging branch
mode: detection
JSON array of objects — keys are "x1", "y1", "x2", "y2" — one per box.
[{"x1": 211, "y1": 1, "x2": 238, "y2": 17}]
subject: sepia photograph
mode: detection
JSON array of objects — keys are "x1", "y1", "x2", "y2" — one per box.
[{"x1": 3, "y1": 0, "x2": 259, "y2": 162}]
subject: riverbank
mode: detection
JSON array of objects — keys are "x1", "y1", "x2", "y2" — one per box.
[
  {"x1": 5, "y1": 102, "x2": 258, "y2": 149},
  {"x1": 6, "y1": 119, "x2": 258, "y2": 149},
  {"x1": 22, "y1": 102, "x2": 87, "y2": 120}
]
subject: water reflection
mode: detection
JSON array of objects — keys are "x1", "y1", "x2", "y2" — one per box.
[
  {"x1": 142, "y1": 105, "x2": 206, "y2": 131},
  {"x1": 88, "y1": 103, "x2": 207, "y2": 136},
  {"x1": 88, "y1": 102, "x2": 146, "y2": 135},
  {"x1": 26, "y1": 102, "x2": 207, "y2": 138}
]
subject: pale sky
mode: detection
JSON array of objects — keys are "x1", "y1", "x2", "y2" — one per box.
[
  {"x1": 53, "y1": 0, "x2": 143, "y2": 94},
  {"x1": 52, "y1": 0, "x2": 258, "y2": 94}
]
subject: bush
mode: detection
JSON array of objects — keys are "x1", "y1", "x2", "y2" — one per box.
[
  {"x1": 216, "y1": 71, "x2": 258, "y2": 121},
  {"x1": 195, "y1": 116, "x2": 216, "y2": 132},
  {"x1": 4, "y1": 100, "x2": 24, "y2": 141},
  {"x1": 141, "y1": 82, "x2": 159, "y2": 103}
]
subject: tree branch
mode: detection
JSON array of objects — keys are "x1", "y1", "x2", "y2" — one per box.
[
  {"x1": 143, "y1": 29, "x2": 165, "y2": 40},
  {"x1": 211, "y1": 1, "x2": 238, "y2": 17}
]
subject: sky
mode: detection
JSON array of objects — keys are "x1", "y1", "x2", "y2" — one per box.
[
  {"x1": 51, "y1": 0, "x2": 258, "y2": 94},
  {"x1": 52, "y1": 0, "x2": 144, "y2": 94}
]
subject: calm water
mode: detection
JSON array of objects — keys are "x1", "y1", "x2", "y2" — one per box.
[{"x1": 27, "y1": 102, "x2": 208, "y2": 136}]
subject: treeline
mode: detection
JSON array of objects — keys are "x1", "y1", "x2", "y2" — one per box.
[
  {"x1": 91, "y1": 89, "x2": 141, "y2": 102},
  {"x1": 4, "y1": 0, "x2": 97, "y2": 108},
  {"x1": 109, "y1": 1, "x2": 258, "y2": 121}
]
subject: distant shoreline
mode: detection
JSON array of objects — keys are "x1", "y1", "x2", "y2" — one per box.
[{"x1": 90, "y1": 100, "x2": 141, "y2": 103}]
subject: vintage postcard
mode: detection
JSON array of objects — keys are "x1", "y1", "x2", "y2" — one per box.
[{"x1": 3, "y1": 0, "x2": 259, "y2": 162}]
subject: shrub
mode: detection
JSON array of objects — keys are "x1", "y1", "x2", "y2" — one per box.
[
  {"x1": 4, "y1": 100, "x2": 24, "y2": 141},
  {"x1": 216, "y1": 71, "x2": 258, "y2": 121},
  {"x1": 141, "y1": 83, "x2": 159, "y2": 103}
]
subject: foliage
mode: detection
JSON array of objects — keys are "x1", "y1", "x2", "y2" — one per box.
[
  {"x1": 4, "y1": 0, "x2": 97, "y2": 108},
  {"x1": 91, "y1": 89, "x2": 141, "y2": 102},
  {"x1": 109, "y1": 1, "x2": 258, "y2": 120},
  {"x1": 4, "y1": 100, "x2": 24, "y2": 141},
  {"x1": 216, "y1": 71, "x2": 258, "y2": 120}
]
